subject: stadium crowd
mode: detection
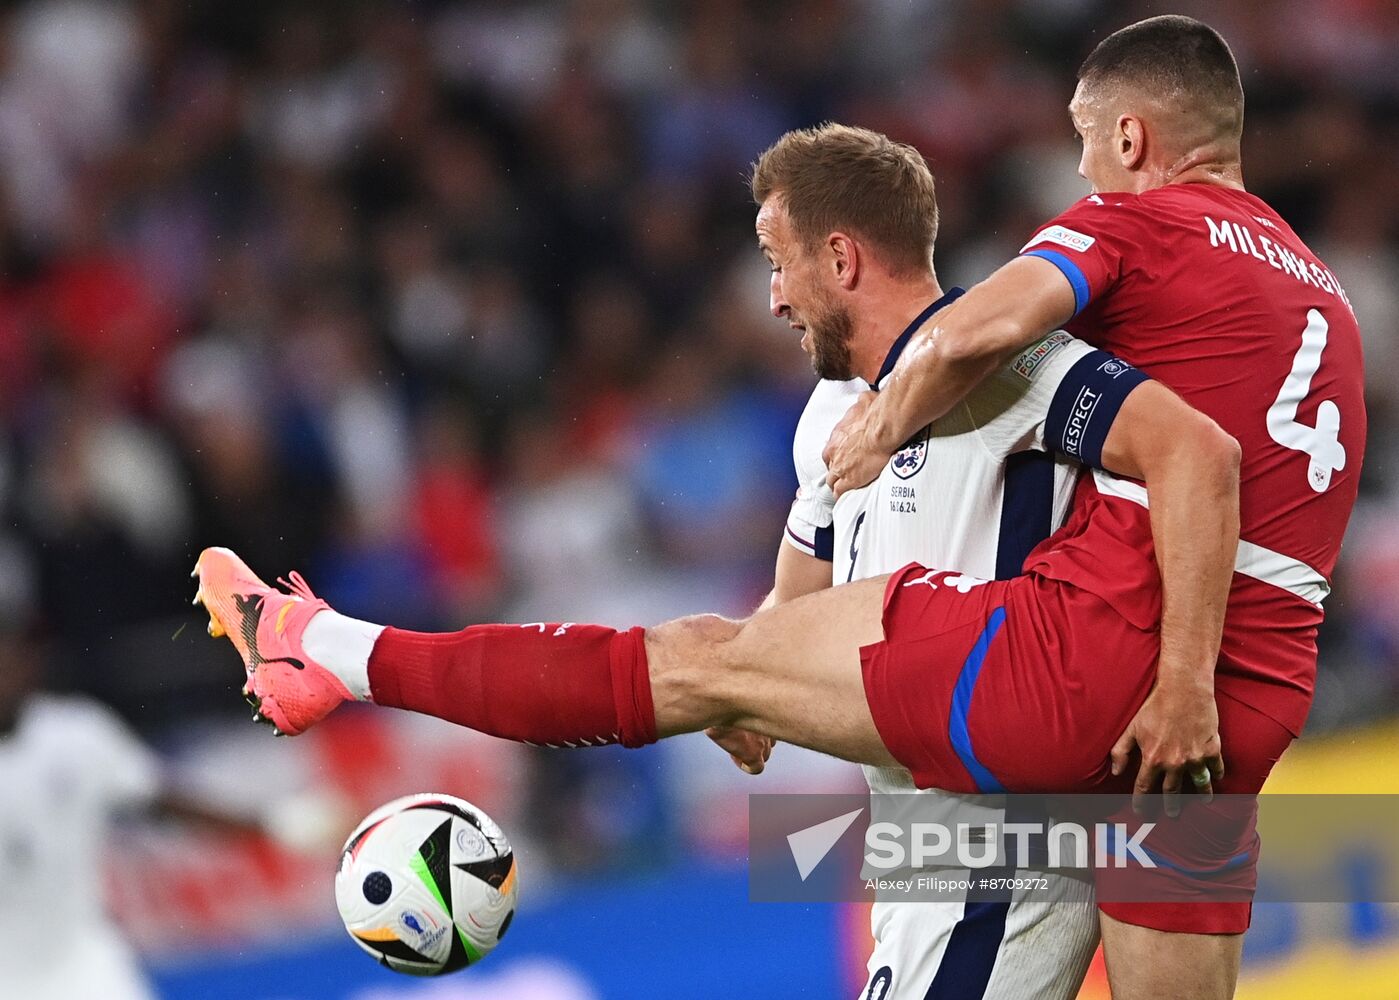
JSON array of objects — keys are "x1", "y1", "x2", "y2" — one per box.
[{"x1": 0, "y1": 0, "x2": 1397, "y2": 867}]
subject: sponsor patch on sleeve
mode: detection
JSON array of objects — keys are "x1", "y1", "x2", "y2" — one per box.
[
  {"x1": 1011, "y1": 330, "x2": 1073, "y2": 382},
  {"x1": 1020, "y1": 224, "x2": 1097, "y2": 254}
]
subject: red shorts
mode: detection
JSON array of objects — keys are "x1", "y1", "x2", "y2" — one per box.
[{"x1": 860, "y1": 564, "x2": 1295, "y2": 934}]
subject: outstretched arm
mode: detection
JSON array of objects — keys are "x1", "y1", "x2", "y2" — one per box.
[{"x1": 1097, "y1": 380, "x2": 1241, "y2": 812}]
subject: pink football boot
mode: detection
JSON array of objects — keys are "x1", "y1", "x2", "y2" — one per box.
[{"x1": 193, "y1": 546, "x2": 352, "y2": 735}]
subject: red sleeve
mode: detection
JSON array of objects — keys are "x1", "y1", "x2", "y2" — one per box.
[{"x1": 1018, "y1": 196, "x2": 1150, "y2": 317}]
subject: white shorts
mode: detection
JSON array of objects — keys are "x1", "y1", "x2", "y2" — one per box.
[{"x1": 857, "y1": 874, "x2": 1099, "y2": 1000}]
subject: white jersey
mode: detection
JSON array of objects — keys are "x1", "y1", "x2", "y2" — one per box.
[
  {"x1": 838, "y1": 340, "x2": 1086, "y2": 592},
  {"x1": 786, "y1": 377, "x2": 865, "y2": 563},
  {"x1": 783, "y1": 291, "x2": 1153, "y2": 1000},
  {"x1": 787, "y1": 333, "x2": 1096, "y2": 644},
  {"x1": 0, "y1": 695, "x2": 160, "y2": 1000}
]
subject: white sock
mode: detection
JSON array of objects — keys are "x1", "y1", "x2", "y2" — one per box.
[{"x1": 301, "y1": 610, "x2": 386, "y2": 701}]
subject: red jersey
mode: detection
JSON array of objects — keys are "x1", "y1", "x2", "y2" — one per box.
[{"x1": 1018, "y1": 184, "x2": 1366, "y2": 734}]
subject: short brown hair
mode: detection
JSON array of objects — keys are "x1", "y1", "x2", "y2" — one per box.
[
  {"x1": 1079, "y1": 15, "x2": 1243, "y2": 140},
  {"x1": 750, "y1": 123, "x2": 937, "y2": 275}
]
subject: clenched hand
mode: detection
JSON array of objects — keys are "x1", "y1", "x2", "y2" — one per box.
[
  {"x1": 823, "y1": 390, "x2": 891, "y2": 496},
  {"x1": 707, "y1": 725, "x2": 774, "y2": 775},
  {"x1": 1111, "y1": 680, "x2": 1225, "y2": 817}
]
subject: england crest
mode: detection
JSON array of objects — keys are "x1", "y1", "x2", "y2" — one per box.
[{"x1": 890, "y1": 428, "x2": 929, "y2": 479}]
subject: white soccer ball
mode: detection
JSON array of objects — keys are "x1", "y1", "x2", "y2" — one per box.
[{"x1": 335, "y1": 793, "x2": 519, "y2": 975}]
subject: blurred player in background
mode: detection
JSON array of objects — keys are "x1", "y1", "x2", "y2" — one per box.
[
  {"x1": 0, "y1": 625, "x2": 161, "y2": 1000},
  {"x1": 822, "y1": 15, "x2": 1365, "y2": 1000},
  {"x1": 0, "y1": 616, "x2": 316, "y2": 999}
]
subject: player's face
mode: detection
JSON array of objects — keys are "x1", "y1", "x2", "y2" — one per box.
[
  {"x1": 756, "y1": 197, "x2": 856, "y2": 380},
  {"x1": 1070, "y1": 81, "x2": 1132, "y2": 194}
]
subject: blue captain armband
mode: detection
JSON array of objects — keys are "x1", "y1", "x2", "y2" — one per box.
[{"x1": 1044, "y1": 351, "x2": 1150, "y2": 469}]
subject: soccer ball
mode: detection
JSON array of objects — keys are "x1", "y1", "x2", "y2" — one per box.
[{"x1": 335, "y1": 793, "x2": 519, "y2": 975}]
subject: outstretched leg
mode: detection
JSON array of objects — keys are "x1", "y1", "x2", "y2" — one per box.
[
  {"x1": 642, "y1": 577, "x2": 896, "y2": 765},
  {"x1": 194, "y1": 547, "x2": 899, "y2": 767}
]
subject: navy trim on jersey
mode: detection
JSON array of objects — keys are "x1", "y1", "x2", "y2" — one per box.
[
  {"x1": 923, "y1": 900, "x2": 1011, "y2": 1000},
  {"x1": 948, "y1": 607, "x2": 1007, "y2": 795},
  {"x1": 874, "y1": 287, "x2": 967, "y2": 387},
  {"x1": 785, "y1": 523, "x2": 834, "y2": 562},
  {"x1": 785, "y1": 525, "x2": 815, "y2": 553},
  {"x1": 921, "y1": 798, "x2": 1065, "y2": 997},
  {"x1": 995, "y1": 452, "x2": 1056, "y2": 580},
  {"x1": 1045, "y1": 350, "x2": 1150, "y2": 469},
  {"x1": 1023, "y1": 248, "x2": 1090, "y2": 315}
]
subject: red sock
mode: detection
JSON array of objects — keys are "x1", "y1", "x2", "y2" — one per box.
[{"x1": 366, "y1": 622, "x2": 657, "y2": 748}]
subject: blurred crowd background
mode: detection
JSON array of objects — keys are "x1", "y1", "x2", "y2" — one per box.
[{"x1": 0, "y1": 0, "x2": 1397, "y2": 996}]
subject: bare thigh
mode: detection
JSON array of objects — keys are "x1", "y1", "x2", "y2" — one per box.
[
  {"x1": 645, "y1": 574, "x2": 899, "y2": 767},
  {"x1": 1100, "y1": 911, "x2": 1241, "y2": 1000}
]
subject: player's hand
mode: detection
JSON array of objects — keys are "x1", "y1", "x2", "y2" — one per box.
[
  {"x1": 706, "y1": 725, "x2": 773, "y2": 775},
  {"x1": 1110, "y1": 681, "x2": 1225, "y2": 818},
  {"x1": 824, "y1": 390, "x2": 891, "y2": 496}
]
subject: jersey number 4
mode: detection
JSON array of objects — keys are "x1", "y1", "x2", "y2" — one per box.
[{"x1": 1267, "y1": 308, "x2": 1346, "y2": 493}]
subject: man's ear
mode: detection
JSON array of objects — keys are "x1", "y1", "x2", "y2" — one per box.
[
  {"x1": 1117, "y1": 114, "x2": 1147, "y2": 171},
  {"x1": 829, "y1": 232, "x2": 859, "y2": 290}
]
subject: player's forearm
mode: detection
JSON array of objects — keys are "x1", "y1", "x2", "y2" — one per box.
[
  {"x1": 867, "y1": 257, "x2": 1077, "y2": 453},
  {"x1": 866, "y1": 313, "x2": 1011, "y2": 452},
  {"x1": 1147, "y1": 424, "x2": 1241, "y2": 693}
]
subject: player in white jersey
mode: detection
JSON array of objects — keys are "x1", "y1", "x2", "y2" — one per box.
[
  {"x1": 781, "y1": 302, "x2": 1147, "y2": 996},
  {"x1": 0, "y1": 623, "x2": 315, "y2": 998},
  {"x1": 730, "y1": 120, "x2": 1171, "y2": 998},
  {"x1": 689, "y1": 124, "x2": 1162, "y2": 999},
  {"x1": 0, "y1": 636, "x2": 162, "y2": 1000}
]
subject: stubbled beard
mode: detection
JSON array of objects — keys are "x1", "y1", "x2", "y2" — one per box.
[{"x1": 808, "y1": 301, "x2": 856, "y2": 381}]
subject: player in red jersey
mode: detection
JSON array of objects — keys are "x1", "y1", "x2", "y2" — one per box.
[{"x1": 822, "y1": 14, "x2": 1366, "y2": 998}]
